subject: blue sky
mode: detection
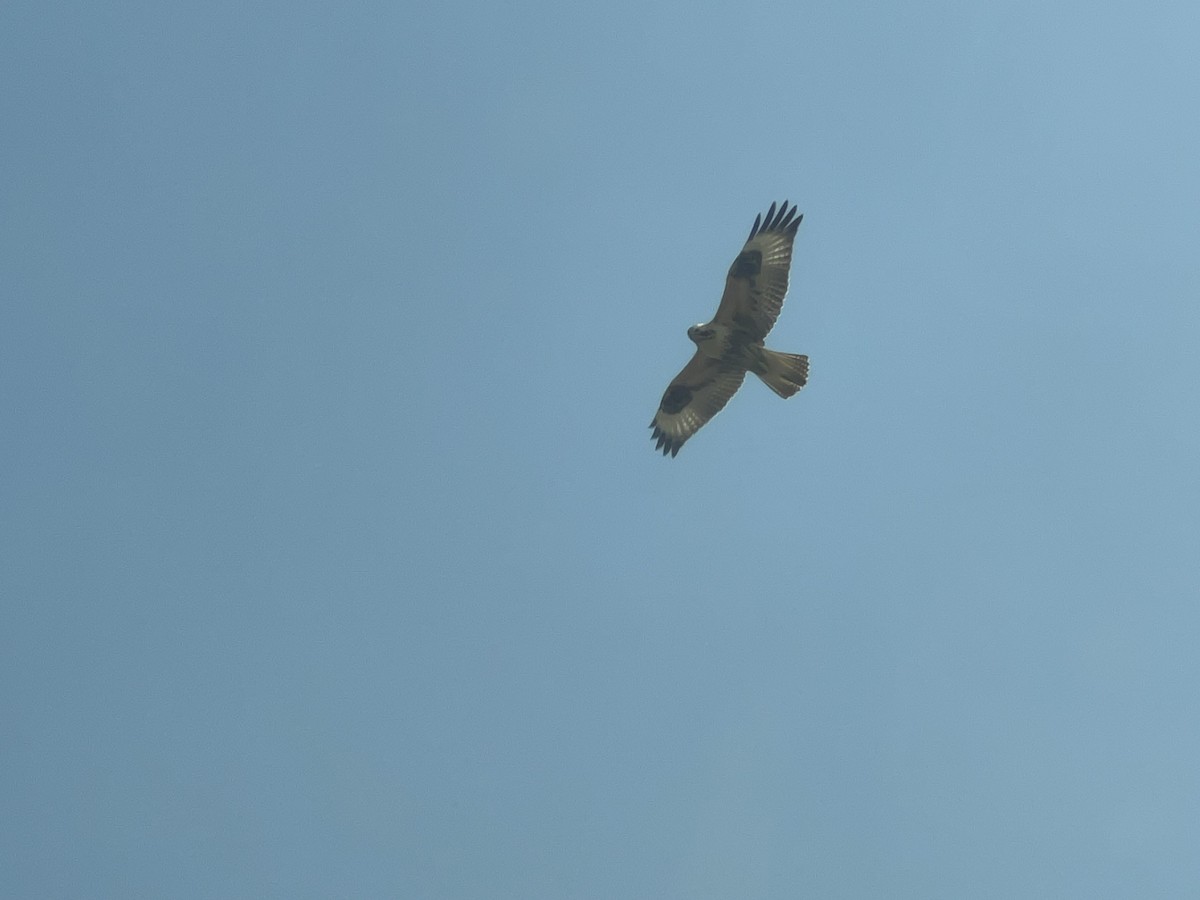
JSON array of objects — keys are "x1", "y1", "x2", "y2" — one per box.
[{"x1": 4, "y1": 1, "x2": 1200, "y2": 897}]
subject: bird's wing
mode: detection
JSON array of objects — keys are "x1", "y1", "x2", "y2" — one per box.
[
  {"x1": 712, "y1": 201, "x2": 802, "y2": 340},
  {"x1": 650, "y1": 351, "x2": 747, "y2": 457}
]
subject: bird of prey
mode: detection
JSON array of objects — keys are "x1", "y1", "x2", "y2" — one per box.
[{"x1": 650, "y1": 201, "x2": 810, "y2": 457}]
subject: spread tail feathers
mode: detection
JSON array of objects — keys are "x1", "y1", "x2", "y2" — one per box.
[{"x1": 757, "y1": 349, "x2": 809, "y2": 398}]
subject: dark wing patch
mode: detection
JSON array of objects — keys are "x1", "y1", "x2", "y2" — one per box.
[
  {"x1": 650, "y1": 352, "x2": 747, "y2": 457},
  {"x1": 659, "y1": 384, "x2": 693, "y2": 415},
  {"x1": 713, "y1": 200, "x2": 802, "y2": 340},
  {"x1": 728, "y1": 249, "x2": 762, "y2": 280}
]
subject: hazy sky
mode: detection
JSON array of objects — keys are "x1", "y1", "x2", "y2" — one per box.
[{"x1": 4, "y1": 1, "x2": 1200, "y2": 897}]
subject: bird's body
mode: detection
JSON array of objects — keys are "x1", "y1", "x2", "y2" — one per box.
[{"x1": 650, "y1": 201, "x2": 810, "y2": 457}]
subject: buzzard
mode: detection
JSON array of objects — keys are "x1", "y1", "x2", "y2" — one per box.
[{"x1": 650, "y1": 201, "x2": 810, "y2": 457}]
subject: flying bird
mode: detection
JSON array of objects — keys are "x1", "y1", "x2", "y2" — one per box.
[{"x1": 650, "y1": 201, "x2": 810, "y2": 457}]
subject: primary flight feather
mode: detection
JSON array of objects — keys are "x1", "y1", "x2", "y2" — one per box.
[{"x1": 650, "y1": 201, "x2": 810, "y2": 457}]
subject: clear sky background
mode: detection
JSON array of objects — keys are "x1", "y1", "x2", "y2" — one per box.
[{"x1": 4, "y1": 1, "x2": 1200, "y2": 897}]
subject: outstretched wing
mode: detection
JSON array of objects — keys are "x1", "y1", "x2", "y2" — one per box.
[
  {"x1": 712, "y1": 201, "x2": 802, "y2": 340},
  {"x1": 649, "y1": 352, "x2": 747, "y2": 457}
]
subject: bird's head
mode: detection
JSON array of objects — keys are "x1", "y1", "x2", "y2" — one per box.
[{"x1": 687, "y1": 324, "x2": 716, "y2": 345}]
